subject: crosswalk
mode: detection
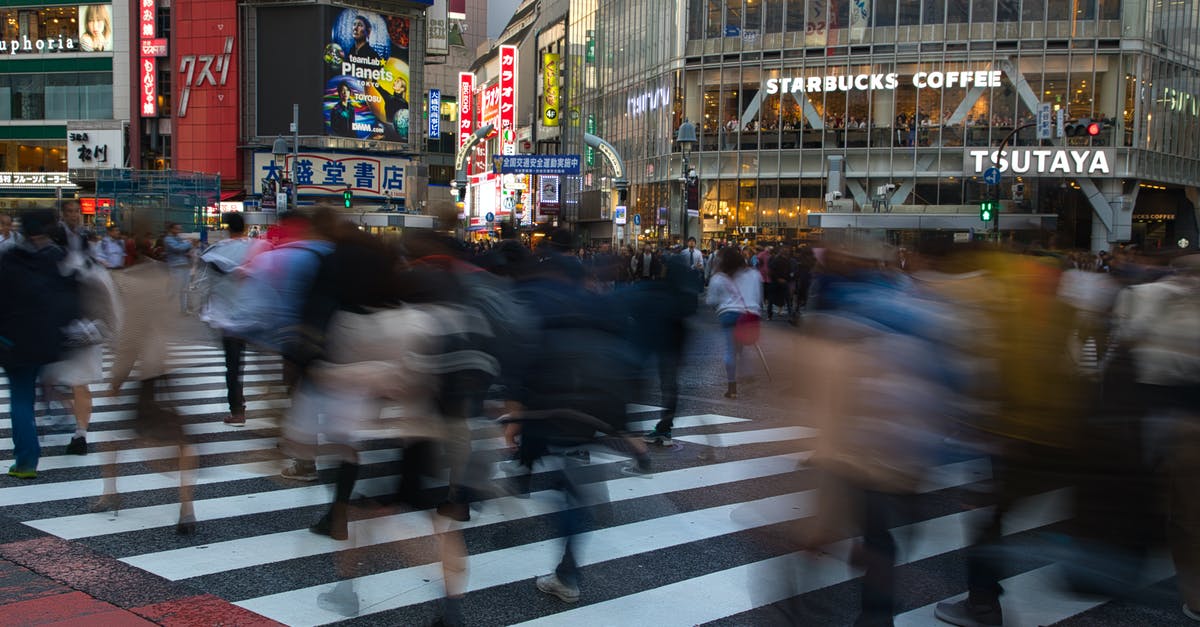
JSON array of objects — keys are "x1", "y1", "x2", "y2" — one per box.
[{"x1": 0, "y1": 343, "x2": 1183, "y2": 626}]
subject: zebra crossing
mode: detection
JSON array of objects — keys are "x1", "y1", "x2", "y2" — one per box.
[{"x1": 0, "y1": 343, "x2": 1185, "y2": 626}]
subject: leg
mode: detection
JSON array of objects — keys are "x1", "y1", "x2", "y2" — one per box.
[
  {"x1": 652, "y1": 323, "x2": 686, "y2": 435},
  {"x1": 5, "y1": 366, "x2": 42, "y2": 473},
  {"x1": 858, "y1": 489, "x2": 898, "y2": 625},
  {"x1": 222, "y1": 335, "x2": 246, "y2": 423}
]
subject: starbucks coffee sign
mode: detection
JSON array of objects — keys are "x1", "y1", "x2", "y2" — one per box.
[
  {"x1": 965, "y1": 148, "x2": 1116, "y2": 176},
  {"x1": 765, "y1": 70, "x2": 1003, "y2": 95}
]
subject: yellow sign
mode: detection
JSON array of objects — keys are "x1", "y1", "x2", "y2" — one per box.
[{"x1": 542, "y1": 53, "x2": 560, "y2": 127}]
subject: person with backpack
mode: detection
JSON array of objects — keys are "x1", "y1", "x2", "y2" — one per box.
[
  {"x1": 0, "y1": 210, "x2": 80, "y2": 478},
  {"x1": 198, "y1": 213, "x2": 263, "y2": 427}
]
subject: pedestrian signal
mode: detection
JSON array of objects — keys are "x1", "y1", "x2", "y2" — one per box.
[{"x1": 342, "y1": 189, "x2": 353, "y2": 208}]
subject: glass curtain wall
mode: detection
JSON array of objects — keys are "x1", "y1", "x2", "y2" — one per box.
[{"x1": 676, "y1": 0, "x2": 1200, "y2": 240}]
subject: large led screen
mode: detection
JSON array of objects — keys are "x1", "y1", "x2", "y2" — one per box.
[{"x1": 323, "y1": 8, "x2": 410, "y2": 142}]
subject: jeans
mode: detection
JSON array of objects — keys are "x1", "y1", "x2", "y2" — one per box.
[
  {"x1": 4, "y1": 365, "x2": 42, "y2": 470},
  {"x1": 169, "y1": 265, "x2": 190, "y2": 313},
  {"x1": 718, "y1": 311, "x2": 742, "y2": 383}
]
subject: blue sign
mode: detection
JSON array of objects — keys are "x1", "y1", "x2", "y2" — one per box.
[
  {"x1": 495, "y1": 154, "x2": 582, "y2": 175},
  {"x1": 428, "y1": 89, "x2": 441, "y2": 140},
  {"x1": 485, "y1": 212, "x2": 495, "y2": 222},
  {"x1": 633, "y1": 214, "x2": 641, "y2": 226},
  {"x1": 983, "y1": 167, "x2": 1001, "y2": 185}
]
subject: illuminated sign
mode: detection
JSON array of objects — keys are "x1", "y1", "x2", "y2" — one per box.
[
  {"x1": 253, "y1": 152, "x2": 409, "y2": 199},
  {"x1": 324, "y1": 9, "x2": 412, "y2": 142},
  {"x1": 0, "y1": 4, "x2": 114, "y2": 55},
  {"x1": 0, "y1": 172, "x2": 75, "y2": 188},
  {"x1": 139, "y1": 0, "x2": 156, "y2": 117},
  {"x1": 67, "y1": 129, "x2": 123, "y2": 169},
  {"x1": 965, "y1": 148, "x2": 1115, "y2": 176},
  {"x1": 542, "y1": 53, "x2": 560, "y2": 126},
  {"x1": 140, "y1": 37, "x2": 167, "y2": 57},
  {"x1": 627, "y1": 86, "x2": 670, "y2": 117},
  {"x1": 458, "y1": 72, "x2": 474, "y2": 175},
  {"x1": 765, "y1": 70, "x2": 1002, "y2": 95},
  {"x1": 429, "y1": 89, "x2": 441, "y2": 139},
  {"x1": 499, "y1": 45, "x2": 517, "y2": 155}
]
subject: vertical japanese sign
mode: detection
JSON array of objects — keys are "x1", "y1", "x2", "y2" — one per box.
[
  {"x1": 428, "y1": 89, "x2": 441, "y2": 140},
  {"x1": 499, "y1": 45, "x2": 517, "y2": 155},
  {"x1": 427, "y1": 0, "x2": 448, "y2": 56},
  {"x1": 324, "y1": 8, "x2": 411, "y2": 142},
  {"x1": 458, "y1": 72, "x2": 474, "y2": 174},
  {"x1": 542, "y1": 53, "x2": 560, "y2": 127},
  {"x1": 139, "y1": 0, "x2": 157, "y2": 117}
]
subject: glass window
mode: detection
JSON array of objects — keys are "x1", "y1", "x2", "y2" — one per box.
[
  {"x1": 948, "y1": 0, "x2": 969, "y2": 23},
  {"x1": 1022, "y1": 0, "x2": 1044, "y2": 22},
  {"x1": 899, "y1": 1, "x2": 921, "y2": 25},
  {"x1": 997, "y1": 0, "x2": 1019, "y2": 22},
  {"x1": 785, "y1": 0, "x2": 805, "y2": 31},
  {"x1": 0, "y1": 72, "x2": 112, "y2": 121},
  {"x1": 707, "y1": 0, "x2": 722, "y2": 37},
  {"x1": 972, "y1": 0, "x2": 995, "y2": 23},
  {"x1": 924, "y1": 0, "x2": 946, "y2": 25},
  {"x1": 875, "y1": 0, "x2": 897, "y2": 27},
  {"x1": 765, "y1": 0, "x2": 784, "y2": 33},
  {"x1": 744, "y1": 0, "x2": 762, "y2": 33},
  {"x1": 689, "y1": 0, "x2": 704, "y2": 39}
]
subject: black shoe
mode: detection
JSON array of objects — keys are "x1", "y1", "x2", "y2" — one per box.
[
  {"x1": 310, "y1": 507, "x2": 348, "y2": 540},
  {"x1": 176, "y1": 514, "x2": 197, "y2": 535},
  {"x1": 65, "y1": 436, "x2": 87, "y2": 456},
  {"x1": 436, "y1": 502, "x2": 470, "y2": 522}
]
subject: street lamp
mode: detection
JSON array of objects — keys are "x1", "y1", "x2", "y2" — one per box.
[
  {"x1": 676, "y1": 118, "x2": 698, "y2": 244},
  {"x1": 271, "y1": 104, "x2": 300, "y2": 212}
]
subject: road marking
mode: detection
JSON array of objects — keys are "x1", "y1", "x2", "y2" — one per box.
[
  {"x1": 121, "y1": 453, "x2": 808, "y2": 581},
  {"x1": 512, "y1": 489, "x2": 1072, "y2": 627},
  {"x1": 675, "y1": 426, "x2": 818, "y2": 447}
]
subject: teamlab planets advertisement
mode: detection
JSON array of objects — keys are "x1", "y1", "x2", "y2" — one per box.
[{"x1": 323, "y1": 8, "x2": 410, "y2": 142}]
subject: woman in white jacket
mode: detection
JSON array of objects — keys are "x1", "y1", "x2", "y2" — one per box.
[{"x1": 705, "y1": 246, "x2": 762, "y2": 399}]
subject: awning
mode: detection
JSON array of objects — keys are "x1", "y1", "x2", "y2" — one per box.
[{"x1": 220, "y1": 190, "x2": 245, "y2": 201}]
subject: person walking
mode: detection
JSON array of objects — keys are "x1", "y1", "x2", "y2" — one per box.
[
  {"x1": 706, "y1": 246, "x2": 762, "y2": 399},
  {"x1": 163, "y1": 222, "x2": 194, "y2": 313},
  {"x1": 0, "y1": 210, "x2": 79, "y2": 478},
  {"x1": 198, "y1": 213, "x2": 261, "y2": 426},
  {"x1": 96, "y1": 224, "x2": 125, "y2": 269},
  {"x1": 0, "y1": 213, "x2": 19, "y2": 252}
]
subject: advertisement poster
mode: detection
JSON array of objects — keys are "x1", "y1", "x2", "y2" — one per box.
[
  {"x1": 79, "y1": 3, "x2": 114, "y2": 51},
  {"x1": 538, "y1": 175, "x2": 560, "y2": 214},
  {"x1": 323, "y1": 8, "x2": 410, "y2": 142}
]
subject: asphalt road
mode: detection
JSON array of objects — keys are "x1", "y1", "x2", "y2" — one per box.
[{"x1": 0, "y1": 308, "x2": 1191, "y2": 626}]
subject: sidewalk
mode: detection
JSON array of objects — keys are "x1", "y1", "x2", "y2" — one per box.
[{"x1": 0, "y1": 534, "x2": 281, "y2": 626}]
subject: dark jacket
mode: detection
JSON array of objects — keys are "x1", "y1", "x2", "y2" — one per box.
[{"x1": 0, "y1": 243, "x2": 79, "y2": 367}]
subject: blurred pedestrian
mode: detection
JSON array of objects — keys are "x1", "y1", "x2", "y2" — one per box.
[
  {"x1": 706, "y1": 246, "x2": 762, "y2": 399},
  {"x1": 0, "y1": 210, "x2": 80, "y2": 478},
  {"x1": 163, "y1": 222, "x2": 194, "y2": 313},
  {"x1": 0, "y1": 213, "x2": 18, "y2": 252}
]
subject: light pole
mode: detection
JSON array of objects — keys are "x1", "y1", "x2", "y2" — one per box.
[
  {"x1": 676, "y1": 119, "x2": 698, "y2": 245},
  {"x1": 272, "y1": 104, "x2": 300, "y2": 212}
]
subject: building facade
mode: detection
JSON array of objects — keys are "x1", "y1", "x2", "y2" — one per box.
[{"x1": 560, "y1": 0, "x2": 1200, "y2": 252}]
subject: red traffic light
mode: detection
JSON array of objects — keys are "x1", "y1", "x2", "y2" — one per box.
[{"x1": 1086, "y1": 121, "x2": 1101, "y2": 136}]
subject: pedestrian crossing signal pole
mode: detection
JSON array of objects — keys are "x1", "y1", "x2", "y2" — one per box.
[{"x1": 991, "y1": 121, "x2": 1037, "y2": 243}]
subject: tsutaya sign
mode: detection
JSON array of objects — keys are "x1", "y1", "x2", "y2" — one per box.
[
  {"x1": 965, "y1": 148, "x2": 1116, "y2": 176},
  {"x1": 766, "y1": 70, "x2": 1003, "y2": 94}
]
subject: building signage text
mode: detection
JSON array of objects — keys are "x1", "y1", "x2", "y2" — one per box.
[
  {"x1": 67, "y1": 128, "x2": 123, "y2": 170},
  {"x1": 499, "y1": 45, "x2": 517, "y2": 155},
  {"x1": 627, "y1": 86, "x2": 670, "y2": 117},
  {"x1": 178, "y1": 36, "x2": 234, "y2": 118},
  {"x1": 253, "y1": 152, "x2": 408, "y2": 199},
  {"x1": 965, "y1": 148, "x2": 1115, "y2": 176},
  {"x1": 139, "y1": 0, "x2": 157, "y2": 117},
  {"x1": 766, "y1": 70, "x2": 1002, "y2": 95}
]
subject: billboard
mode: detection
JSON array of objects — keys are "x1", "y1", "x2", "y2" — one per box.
[
  {"x1": 499, "y1": 45, "x2": 517, "y2": 154},
  {"x1": 253, "y1": 152, "x2": 409, "y2": 199},
  {"x1": 323, "y1": 8, "x2": 411, "y2": 142},
  {"x1": 542, "y1": 53, "x2": 560, "y2": 127},
  {"x1": 173, "y1": 0, "x2": 239, "y2": 180}
]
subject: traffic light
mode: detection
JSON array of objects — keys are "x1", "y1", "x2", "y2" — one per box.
[
  {"x1": 1065, "y1": 118, "x2": 1102, "y2": 137},
  {"x1": 342, "y1": 189, "x2": 353, "y2": 208},
  {"x1": 980, "y1": 200, "x2": 996, "y2": 222}
]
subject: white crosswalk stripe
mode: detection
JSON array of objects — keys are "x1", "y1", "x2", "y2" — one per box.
[{"x1": 0, "y1": 343, "x2": 1170, "y2": 626}]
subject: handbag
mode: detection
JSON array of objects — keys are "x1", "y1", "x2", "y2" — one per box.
[{"x1": 731, "y1": 278, "x2": 761, "y2": 345}]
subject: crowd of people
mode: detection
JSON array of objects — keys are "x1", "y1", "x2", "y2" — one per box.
[{"x1": 1, "y1": 203, "x2": 1198, "y2": 625}]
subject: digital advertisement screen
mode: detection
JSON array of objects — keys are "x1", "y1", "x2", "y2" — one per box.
[{"x1": 323, "y1": 8, "x2": 411, "y2": 142}]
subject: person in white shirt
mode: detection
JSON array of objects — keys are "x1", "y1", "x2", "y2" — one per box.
[
  {"x1": 705, "y1": 246, "x2": 763, "y2": 399},
  {"x1": 97, "y1": 224, "x2": 125, "y2": 269}
]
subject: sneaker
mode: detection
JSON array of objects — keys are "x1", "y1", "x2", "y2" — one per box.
[
  {"x1": 1185, "y1": 604, "x2": 1200, "y2": 622},
  {"x1": 6, "y1": 465, "x2": 37, "y2": 479},
  {"x1": 934, "y1": 599, "x2": 1003, "y2": 627},
  {"x1": 642, "y1": 429, "x2": 672, "y2": 446},
  {"x1": 65, "y1": 436, "x2": 87, "y2": 456},
  {"x1": 535, "y1": 573, "x2": 580, "y2": 603},
  {"x1": 280, "y1": 460, "x2": 318, "y2": 482},
  {"x1": 223, "y1": 413, "x2": 246, "y2": 427}
]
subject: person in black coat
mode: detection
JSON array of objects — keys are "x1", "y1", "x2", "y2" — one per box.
[{"x1": 0, "y1": 210, "x2": 80, "y2": 478}]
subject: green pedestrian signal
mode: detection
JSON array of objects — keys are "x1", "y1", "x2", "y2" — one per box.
[
  {"x1": 980, "y1": 200, "x2": 996, "y2": 222},
  {"x1": 342, "y1": 189, "x2": 353, "y2": 209}
]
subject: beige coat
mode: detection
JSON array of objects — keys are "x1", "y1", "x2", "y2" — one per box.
[{"x1": 108, "y1": 260, "x2": 178, "y2": 388}]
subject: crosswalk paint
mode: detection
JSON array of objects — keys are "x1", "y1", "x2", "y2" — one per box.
[
  {"x1": 675, "y1": 426, "x2": 818, "y2": 447},
  {"x1": 121, "y1": 453, "x2": 808, "y2": 581},
  {"x1": 511, "y1": 489, "x2": 1073, "y2": 627}
]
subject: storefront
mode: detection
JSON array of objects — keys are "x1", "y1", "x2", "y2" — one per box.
[{"x1": 561, "y1": 0, "x2": 1200, "y2": 252}]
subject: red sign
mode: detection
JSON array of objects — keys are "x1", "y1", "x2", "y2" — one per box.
[
  {"x1": 141, "y1": 58, "x2": 157, "y2": 117},
  {"x1": 458, "y1": 72, "x2": 474, "y2": 175},
  {"x1": 172, "y1": 0, "x2": 240, "y2": 184},
  {"x1": 448, "y1": 0, "x2": 466, "y2": 19},
  {"x1": 141, "y1": 38, "x2": 168, "y2": 57},
  {"x1": 481, "y1": 83, "x2": 500, "y2": 130},
  {"x1": 139, "y1": 0, "x2": 157, "y2": 117},
  {"x1": 499, "y1": 45, "x2": 517, "y2": 155},
  {"x1": 79, "y1": 198, "x2": 113, "y2": 216}
]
